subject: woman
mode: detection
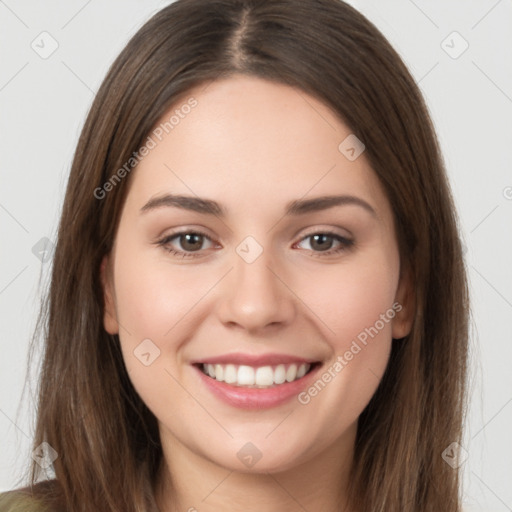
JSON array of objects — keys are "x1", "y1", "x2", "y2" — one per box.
[{"x1": 0, "y1": 0, "x2": 469, "y2": 510}]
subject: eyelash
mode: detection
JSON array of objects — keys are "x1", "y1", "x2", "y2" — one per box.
[{"x1": 155, "y1": 229, "x2": 354, "y2": 259}]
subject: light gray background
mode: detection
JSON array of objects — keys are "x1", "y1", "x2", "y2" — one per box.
[{"x1": 1, "y1": 1, "x2": 511, "y2": 510}]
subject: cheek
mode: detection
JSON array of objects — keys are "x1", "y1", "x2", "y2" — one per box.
[
  {"x1": 297, "y1": 255, "x2": 398, "y2": 403},
  {"x1": 305, "y1": 256, "x2": 399, "y2": 343},
  {"x1": 113, "y1": 234, "x2": 220, "y2": 344},
  {"x1": 111, "y1": 250, "x2": 211, "y2": 406}
]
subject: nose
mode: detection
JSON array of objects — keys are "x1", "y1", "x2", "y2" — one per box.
[{"x1": 215, "y1": 244, "x2": 297, "y2": 334}]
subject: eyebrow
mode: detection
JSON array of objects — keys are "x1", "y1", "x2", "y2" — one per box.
[{"x1": 140, "y1": 193, "x2": 377, "y2": 218}]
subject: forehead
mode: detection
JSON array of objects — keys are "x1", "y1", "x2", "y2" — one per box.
[{"x1": 124, "y1": 74, "x2": 390, "y2": 220}]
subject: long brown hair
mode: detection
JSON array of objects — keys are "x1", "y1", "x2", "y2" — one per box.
[{"x1": 19, "y1": 0, "x2": 470, "y2": 510}]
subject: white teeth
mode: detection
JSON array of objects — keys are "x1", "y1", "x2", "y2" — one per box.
[
  {"x1": 214, "y1": 364, "x2": 224, "y2": 381},
  {"x1": 255, "y1": 366, "x2": 274, "y2": 386},
  {"x1": 274, "y1": 364, "x2": 287, "y2": 384},
  {"x1": 285, "y1": 364, "x2": 296, "y2": 382},
  {"x1": 201, "y1": 362, "x2": 312, "y2": 388},
  {"x1": 224, "y1": 364, "x2": 237, "y2": 384},
  {"x1": 237, "y1": 365, "x2": 255, "y2": 385}
]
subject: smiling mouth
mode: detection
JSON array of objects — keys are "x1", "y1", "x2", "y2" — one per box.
[{"x1": 195, "y1": 362, "x2": 321, "y2": 389}]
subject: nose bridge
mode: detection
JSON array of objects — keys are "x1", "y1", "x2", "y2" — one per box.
[{"x1": 216, "y1": 235, "x2": 296, "y2": 332}]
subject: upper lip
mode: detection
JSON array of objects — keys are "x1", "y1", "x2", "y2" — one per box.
[{"x1": 191, "y1": 352, "x2": 320, "y2": 367}]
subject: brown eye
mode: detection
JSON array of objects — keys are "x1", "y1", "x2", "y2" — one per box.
[
  {"x1": 309, "y1": 234, "x2": 335, "y2": 251},
  {"x1": 178, "y1": 233, "x2": 205, "y2": 252},
  {"x1": 295, "y1": 232, "x2": 354, "y2": 256},
  {"x1": 157, "y1": 230, "x2": 216, "y2": 258}
]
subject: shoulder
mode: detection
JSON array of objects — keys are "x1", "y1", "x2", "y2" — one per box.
[
  {"x1": 0, "y1": 490, "x2": 48, "y2": 512},
  {"x1": 0, "y1": 480, "x2": 64, "y2": 512}
]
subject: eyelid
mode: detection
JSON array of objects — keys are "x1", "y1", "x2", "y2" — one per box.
[
  {"x1": 152, "y1": 226, "x2": 215, "y2": 246},
  {"x1": 296, "y1": 225, "x2": 353, "y2": 240},
  {"x1": 157, "y1": 228, "x2": 218, "y2": 248}
]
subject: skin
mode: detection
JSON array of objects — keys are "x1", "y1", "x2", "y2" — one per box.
[{"x1": 101, "y1": 74, "x2": 414, "y2": 512}]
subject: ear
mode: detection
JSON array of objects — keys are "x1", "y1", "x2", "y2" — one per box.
[
  {"x1": 100, "y1": 255, "x2": 119, "y2": 335},
  {"x1": 392, "y1": 264, "x2": 415, "y2": 340}
]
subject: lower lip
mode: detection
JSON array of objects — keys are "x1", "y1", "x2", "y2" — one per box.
[{"x1": 193, "y1": 363, "x2": 322, "y2": 410}]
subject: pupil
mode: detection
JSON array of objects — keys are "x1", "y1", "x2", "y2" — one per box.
[
  {"x1": 312, "y1": 234, "x2": 332, "y2": 251},
  {"x1": 182, "y1": 234, "x2": 202, "y2": 251}
]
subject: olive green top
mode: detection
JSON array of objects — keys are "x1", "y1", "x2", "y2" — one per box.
[{"x1": 0, "y1": 490, "x2": 50, "y2": 512}]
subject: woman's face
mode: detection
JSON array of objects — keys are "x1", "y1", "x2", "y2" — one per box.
[{"x1": 101, "y1": 74, "x2": 413, "y2": 473}]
